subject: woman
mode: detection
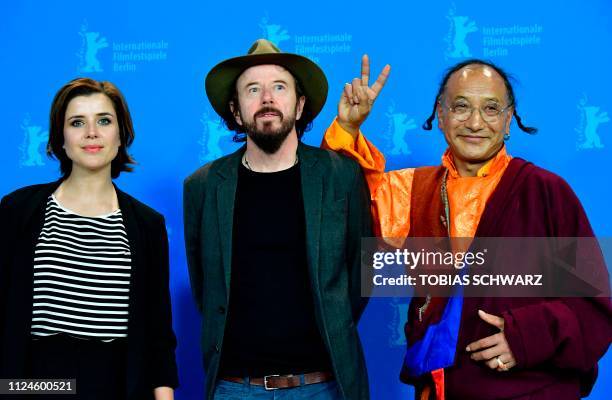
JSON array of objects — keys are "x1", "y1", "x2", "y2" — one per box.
[{"x1": 0, "y1": 78, "x2": 178, "y2": 399}]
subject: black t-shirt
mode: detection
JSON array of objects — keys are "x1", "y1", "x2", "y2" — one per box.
[{"x1": 218, "y1": 162, "x2": 332, "y2": 377}]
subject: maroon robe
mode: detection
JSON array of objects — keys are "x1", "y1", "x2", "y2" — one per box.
[{"x1": 400, "y1": 158, "x2": 612, "y2": 399}]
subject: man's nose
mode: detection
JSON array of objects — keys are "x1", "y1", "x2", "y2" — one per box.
[
  {"x1": 464, "y1": 107, "x2": 485, "y2": 131},
  {"x1": 261, "y1": 87, "x2": 274, "y2": 105}
]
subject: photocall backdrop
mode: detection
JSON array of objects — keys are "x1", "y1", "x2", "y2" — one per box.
[{"x1": 1, "y1": 1, "x2": 610, "y2": 398}]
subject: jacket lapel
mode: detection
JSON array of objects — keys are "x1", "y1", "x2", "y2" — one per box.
[
  {"x1": 19, "y1": 181, "x2": 62, "y2": 236},
  {"x1": 115, "y1": 187, "x2": 142, "y2": 319},
  {"x1": 114, "y1": 187, "x2": 144, "y2": 398},
  {"x1": 216, "y1": 147, "x2": 243, "y2": 298},
  {"x1": 298, "y1": 144, "x2": 323, "y2": 289}
]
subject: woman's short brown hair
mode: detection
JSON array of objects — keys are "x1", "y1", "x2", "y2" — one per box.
[{"x1": 47, "y1": 78, "x2": 136, "y2": 179}]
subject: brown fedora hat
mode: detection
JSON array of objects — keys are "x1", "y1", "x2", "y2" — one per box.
[{"x1": 205, "y1": 39, "x2": 328, "y2": 126}]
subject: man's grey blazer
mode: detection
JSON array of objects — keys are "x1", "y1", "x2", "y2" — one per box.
[{"x1": 183, "y1": 142, "x2": 372, "y2": 399}]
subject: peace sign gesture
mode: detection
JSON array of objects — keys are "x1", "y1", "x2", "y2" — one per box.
[{"x1": 337, "y1": 54, "x2": 391, "y2": 138}]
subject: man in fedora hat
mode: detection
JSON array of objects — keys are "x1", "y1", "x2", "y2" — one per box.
[{"x1": 184, "y1": 39, "x2": 378, "y2": 399}]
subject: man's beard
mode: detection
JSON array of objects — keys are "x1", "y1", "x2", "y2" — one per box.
[{"x1": 241, "y1": 106, "x2": 297, "y2": 155}]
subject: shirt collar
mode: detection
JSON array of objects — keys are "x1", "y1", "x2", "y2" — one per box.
[{"x1": 442, "y1": 146, "x2": 511, "y2": 179}]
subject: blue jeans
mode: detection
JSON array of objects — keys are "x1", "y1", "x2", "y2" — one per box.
[{"x1": 213, "y1": 378, "x2": 342, "y2": 399}]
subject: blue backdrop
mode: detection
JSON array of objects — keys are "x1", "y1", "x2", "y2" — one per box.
[{"x1": 1, "y1": 1, "x2": 610, "y2": 398}]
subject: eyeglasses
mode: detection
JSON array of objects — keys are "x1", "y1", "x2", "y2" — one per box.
[{"x1": 442, "y1": 101, "x2": 513, "y2": 123}]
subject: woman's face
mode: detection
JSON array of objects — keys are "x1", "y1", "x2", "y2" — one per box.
[{"x1": 63, "y1": 93, "x2": 121, "y2": 177}]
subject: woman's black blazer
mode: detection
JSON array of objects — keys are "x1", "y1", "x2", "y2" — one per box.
[{"x1": 0, "y1": 181, "x2": 178, "y2": 398}]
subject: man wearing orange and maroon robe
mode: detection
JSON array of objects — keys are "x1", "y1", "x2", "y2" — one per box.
[{"x1": 322, "y1": 57, "x2": 611, "y2": 400}]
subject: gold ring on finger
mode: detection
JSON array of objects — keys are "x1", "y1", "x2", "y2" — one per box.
[{"x1": 496, "y1": 356, "x2": 508, "y2": 371}]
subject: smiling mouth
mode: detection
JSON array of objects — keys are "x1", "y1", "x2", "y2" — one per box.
[{"x1": 459, "y1": 135, "x2": 487, "y2": 142}]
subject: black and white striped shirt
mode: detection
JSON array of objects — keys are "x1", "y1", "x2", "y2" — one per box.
[{"x1": 30, "y1": 195, "x2": 132, "y2": 340}]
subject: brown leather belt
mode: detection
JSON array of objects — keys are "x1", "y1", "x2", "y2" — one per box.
[{"x1": 220, "y1": 371, "x2": 334, "y2": 390}]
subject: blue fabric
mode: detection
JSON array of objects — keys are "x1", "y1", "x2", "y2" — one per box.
[
  {"x1": 402, "y1": 294, "x2": 464, "y2": 378},
  {"x1": 213, "y1": 378, "x2": 342, "y2": 399}
]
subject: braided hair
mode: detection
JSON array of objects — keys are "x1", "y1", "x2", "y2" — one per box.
[{"x1": 422, "y1": 59, "x2": 537, "y2": 134}]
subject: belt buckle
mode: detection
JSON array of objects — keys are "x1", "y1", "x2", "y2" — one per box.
[{"x1": 263, "y1": 374, "x2": 280, "y2": 391}]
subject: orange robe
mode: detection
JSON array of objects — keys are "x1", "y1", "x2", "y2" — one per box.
[
  {"x1": 322, "y1": 119, "x2": 513, "y2": 400},
  {"x1": 322, "y1": 119, "x2": 512, "y2": 239}
]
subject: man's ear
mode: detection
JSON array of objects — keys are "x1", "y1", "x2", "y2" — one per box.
[
  {"x1": 296, "y1": 96, "x2": 306, "y2": 121},
  {"x1": 505, "y1": 106, "x2": 514, "y2": 134},
  {"x1": 230, "y1": 101, "x2": 242, "y2": 126},
  {"x1": 436, "y1": 101, "x2": 444, "y2": 130}
]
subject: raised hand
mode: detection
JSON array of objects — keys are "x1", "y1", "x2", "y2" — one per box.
[{"x1": 337, "y1": 54, "x2": 391, "y2": 137}]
